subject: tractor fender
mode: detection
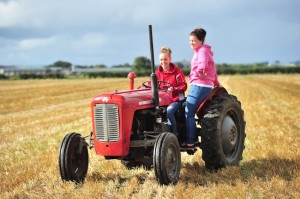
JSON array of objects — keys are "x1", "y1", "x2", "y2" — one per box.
[{"x1": 196, "y1": 86, "x2": 228, "y2": 119}]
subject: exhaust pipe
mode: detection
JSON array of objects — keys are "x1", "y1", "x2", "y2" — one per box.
[{"x1": 148, "y1": 25, "x2": 159, "y2": 107}]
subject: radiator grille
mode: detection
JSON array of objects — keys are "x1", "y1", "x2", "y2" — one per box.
[{"x1": 94, "y1": 104, "x2": 120, "y2": 142}]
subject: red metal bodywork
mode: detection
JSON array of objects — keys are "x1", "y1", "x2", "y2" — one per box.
[
  {"x1": 90, "y1": 85, "x2": 228, "y2": 158},
  {"x1": 127, "y1": 72, "x2": 137, "y2": 90},
  {"x1": 91, "y1": 88, "x2": 171, "y2": 157}
]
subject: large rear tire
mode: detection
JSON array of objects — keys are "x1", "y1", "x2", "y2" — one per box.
[
  {"x1": 59, "y1": 133, "x2": 89, "y2": 183},
  {"x1": 200, "y1": 94, "x2": 246, "y2": 171},
  {"x1": 153, "y1": 132, "x2": 181, "y2": 185}
]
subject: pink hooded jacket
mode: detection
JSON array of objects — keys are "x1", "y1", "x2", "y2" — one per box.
[{"x1": 188, "y1": 44, "x2": 220, "y2": 87}]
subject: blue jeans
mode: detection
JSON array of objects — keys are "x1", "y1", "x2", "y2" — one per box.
[
  {"x1": 185, "y1": 85, "x2": 212, "y2": 144},
  {"x1": 167, "y1": 101, "x2": 183, "y2": 135}
]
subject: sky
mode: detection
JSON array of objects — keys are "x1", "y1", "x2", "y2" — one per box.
[{"x1": 0, "y1": 0, "x2": 299, "y2": 67}]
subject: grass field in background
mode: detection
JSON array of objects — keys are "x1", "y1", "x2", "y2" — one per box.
[{"x1": 0, "y1": 74, "x2": 299, "y2": 198}]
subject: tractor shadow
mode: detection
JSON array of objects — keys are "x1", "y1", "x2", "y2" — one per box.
[
  {"x1": 87, "y1": 160, "x2": 151, "y2": 185},
  {"x1": 86, "y1": 158, "x2": 299, "y2": 187},
  {"x1": 88, "y1": 171, "x2": 149, "y2": 185},
  {"x1": 180, "y1": 157, "x2": 300, "y2": 186}
]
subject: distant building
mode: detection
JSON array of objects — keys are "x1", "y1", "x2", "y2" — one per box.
[
  {"x1": 0, "y1": 65, "x2": 131, "y2": 77},
  {"x1": 71, "y1": 65, "x2": 131, "y2": 74},
  {"x1": 0, "y1": 66, "x2": 46, "y2": 77},
  {"x1": 0, "y1": 65, "x2": 71, "y2": 77},
  {"x1": 47, "y1": 66, "x2": 72, "y2": 75},
  {"x1": 268, "y1": 60, "x2": 281, "y2": 67}
]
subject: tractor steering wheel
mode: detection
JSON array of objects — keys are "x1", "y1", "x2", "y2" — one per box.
[{"x1": 141, "y1": 80, "x2": 174, "y2": 91}]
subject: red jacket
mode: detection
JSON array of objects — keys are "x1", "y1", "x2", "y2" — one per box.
[{"x1": 156, "y1": 63, "x2": 187, "y2": 102}]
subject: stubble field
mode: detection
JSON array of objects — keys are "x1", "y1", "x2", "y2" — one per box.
[{"x1": 0, "y1": 74, "x2": 299, "y2": 198}]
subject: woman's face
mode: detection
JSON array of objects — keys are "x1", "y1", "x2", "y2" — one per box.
[
  {"x1": 189, "y1": 35, "x2": 202, "y2": 50},
  {"x1": 159, "y1": 53, "x2": 171, "y2": 71}
]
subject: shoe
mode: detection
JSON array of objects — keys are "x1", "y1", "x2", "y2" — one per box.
[
  {"x1": 180, "y1": 140, "x2": 198, "y2": 147},
  {"x1": 180, "y1": 142, "x2": 195, "y2": 150}
]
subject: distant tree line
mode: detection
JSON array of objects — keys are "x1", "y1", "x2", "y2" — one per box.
[
  {"x1": 76, "y1": 57, "x2": 300, "y2": 78},
  {"x1": 44, "y1": 58, "x2": 300, "y2": 76},
  {"x1": 1, "y1": 58, "x2": 299, "y2": 80},
  {"x1": 46, "y1": 60, "x2": 72, "y2": 69},
  {"x1": 17, "y1": 73, "x2": 65, "y2": 79},
  {"x1": 215, "y1": 63, "x2": 300, "y2": 75}
]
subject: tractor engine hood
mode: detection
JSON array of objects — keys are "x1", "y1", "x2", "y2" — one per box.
[{"x1": 91, "y1": 89, "x2": 171, "y2": 109}]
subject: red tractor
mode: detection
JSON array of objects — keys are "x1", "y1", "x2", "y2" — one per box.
[{"x1": 58, "y1": 25, "x2": 246, "y2": 185}]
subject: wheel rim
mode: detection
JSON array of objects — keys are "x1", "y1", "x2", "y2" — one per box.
[
  {"x1": 70, "y1": 146, "x2": 86, "y2": 178},
  {"x1": 166, "y1": 145, "x2": 178, "y2": 178},
  {"x1": 221, "y1": 113, "x2": 238, "y2": 156}
]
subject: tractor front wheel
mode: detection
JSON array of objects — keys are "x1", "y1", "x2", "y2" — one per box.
[
  {"x1": 153, "y1": 132, "x2": 181, "y2": 185},
  {"x1": 59, "y1": 133, "x2": 89, "y2": 183}
]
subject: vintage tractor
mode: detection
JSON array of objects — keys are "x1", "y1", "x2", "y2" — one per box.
[{"x1": 58, "y1": 25, "x2": 246, "y2": 185}]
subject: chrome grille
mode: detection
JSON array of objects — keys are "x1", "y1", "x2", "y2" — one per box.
[{"x1": 94, "y1": 104, "x2": 120, "y2": 142}]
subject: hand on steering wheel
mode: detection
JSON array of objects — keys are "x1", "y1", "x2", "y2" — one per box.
[{"x1": 141, "y1": 80, "x2": 174, "y2": 91}]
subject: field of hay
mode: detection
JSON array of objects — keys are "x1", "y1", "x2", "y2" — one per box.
[{"x1": 0, "y1": 74, "x2": 299, "y2": 199}]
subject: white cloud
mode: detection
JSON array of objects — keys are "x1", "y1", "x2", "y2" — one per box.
[
  {"x1": 0, "y1": 1, "x2": 24, "y2": 27},
  {"x1": 0, "y1": 0, "x2": 46, "y2": 28},
  {"x1": 18, "y1": 36, "x2": 58, "y2": 50},
  {"x1": 72, "y1": 33, "x2": 106, "y2": 49}
]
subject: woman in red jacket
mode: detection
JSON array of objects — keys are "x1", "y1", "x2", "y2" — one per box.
[{"x1": 156, "y1": 47, "x2": 187, "y2": 136}]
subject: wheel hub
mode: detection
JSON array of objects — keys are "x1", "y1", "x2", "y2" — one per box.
[
  {"x1": 221, "y1": 115, "x2": 238, "y2": 155},
  {"x1": 166, "y1": 147, "x2": 177, "y2": 177}
]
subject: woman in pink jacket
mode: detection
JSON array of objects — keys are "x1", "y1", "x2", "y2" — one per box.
[
  {"x1": 156, "y1": 47, "x2": 187, "y2": 136},
  {"x1": 183, "y1": 28, "x2": 220, "y2": 149}
]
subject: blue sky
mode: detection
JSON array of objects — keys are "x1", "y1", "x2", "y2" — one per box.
[{"x1": 0, "y1": 0, "x2": 299, "y2": 67}]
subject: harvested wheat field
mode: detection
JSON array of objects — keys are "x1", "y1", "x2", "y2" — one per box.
[{"x1": 0, "y1": 74, "x2": 299, "y2": 199}]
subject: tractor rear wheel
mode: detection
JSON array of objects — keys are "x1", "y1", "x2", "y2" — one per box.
[
  {"x1": 200, "y1": 94, "x2": 246, "y2": 171},
  {"x1": 59, "y1": 132, "x2": 89, "y2": 183},
  {"x1": 153, "y1": 132, "x2": 181, "y2": 185}
]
